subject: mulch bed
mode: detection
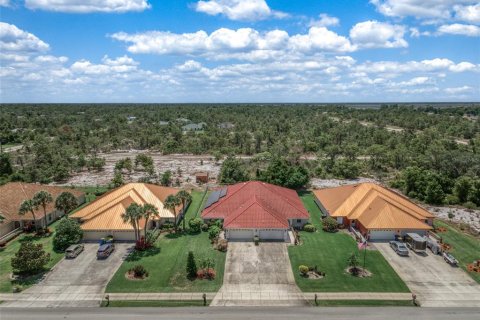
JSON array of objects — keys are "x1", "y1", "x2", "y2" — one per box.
[
  {"x1": 345, "y1": 267, "x2": 372, "y2": 278},
  {"x1": 125, "y1": 271, "x2": 148, "y2": 281}
]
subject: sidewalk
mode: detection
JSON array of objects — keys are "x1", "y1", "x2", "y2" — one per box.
[{"x1": 0, "y1": 291, "x2": 412, "y2": 307}]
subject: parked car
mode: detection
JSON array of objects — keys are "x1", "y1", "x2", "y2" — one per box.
[
  {"x1": 97, "y1": 243, "x2": 115, "y2": 259},
  {"x1": 65, "y1": 244, "x2": 84, "y2": 259},
  {"x1": 443, "y1": 252, "x2": 458, "y2": 266},
  {"x1": 389, "y1": 241, "x2": 409, "y2": 256}
]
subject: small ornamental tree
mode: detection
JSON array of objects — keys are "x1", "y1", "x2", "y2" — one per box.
[
  {"x1": 53, "y1": 218, "x2": 83, "y2": 251},
  {"x1": 322, "y1": 217, "x2": 339, "y2": 232},
  {"x1": 299, "y1": 265, "x2": 309, "y2": 276},
  {"x1": 11, "y1": 241, "x2": 50, "y2": 275},
  {"x1": 208, "y1": 226, "x2": 221, "y2": 240},
  {"x1": 186, "y1": 251, "x2": 197, "y2": 279},
  {"x1": 347, "y1": 253, "x2": 360, "y2": 276}
]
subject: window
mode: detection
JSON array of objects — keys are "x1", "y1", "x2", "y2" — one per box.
[{"x1": 296, "y1": 219, "x2": 301, "y2": 223}]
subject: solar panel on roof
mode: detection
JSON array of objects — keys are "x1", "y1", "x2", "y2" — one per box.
[
  {"x1": 219, "y1": 187, "x2": 227, "y2": 198},
  {"x1": 203, "y1": 190, "x2": 221, "y2": 209}
]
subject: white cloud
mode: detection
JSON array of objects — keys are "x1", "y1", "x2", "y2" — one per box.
[
  {"x1": 0, "y1": 22, "x2": 49, "y2": 53},
  {"x1": 454, "y1": 4, "x2": 480, "y2": 24},
  {"x1": 445, "y1": 85, "x2": 473, "y2": 94},
  {"x1": 111, "y1": 26, "x2": 357, "y2": 59},
  {"x1": 437, "y1": 23, "x2": 480, "y2": 36},
  {"x1": 25, "y1": 0, "x2": 151, "y2": 13},
  {"x1": 355, "y1": 58, "x2": 479, "y2": 75},
  {"x1": 194, "y1": 0, "x2": 287, "y2": 21},
  {"x1": 309, "y1": 14, "x2": 340, "y2": 27},
  {"x1": 370, "y1": 0, "x2": 479, "y2": 21},
  {"x1": 0, "y1": 0, "x2": 10, "y2": 7},
  {"x1": 350, "y1": 21, "x2": 408, "y2": 48}
]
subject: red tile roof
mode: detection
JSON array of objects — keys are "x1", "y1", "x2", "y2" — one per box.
[
  {"x1": 0, "y1": 182, "x2": 84, "y2": 223},
  {"x1": 201, "y1": 181, "x2": 309, "y2": 229}
]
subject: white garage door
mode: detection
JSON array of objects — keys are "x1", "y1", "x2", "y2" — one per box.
[
  {"x1": 369, "y1": 230, "x2": 396, "y2": 241},
  {"x1": 259, "y1": 229, "x2": 285, "y2": 241},
  {"x1": 228, "y1": 229, "x2": 254, "y2": 241},
  {"x1": 82, "y1": 230, "x2": 136, "y2": 242}
]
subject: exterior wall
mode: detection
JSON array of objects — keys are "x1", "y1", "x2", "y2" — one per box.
[
  {"x1": 82, "y1": 230, "x2": 136, "y2": 242},
  {"x1": 0, "y1": 221, "x2": 16, "y2": 238},
  {"x1": 289, "y1": 218, "x2": 309, "y2": 229}
]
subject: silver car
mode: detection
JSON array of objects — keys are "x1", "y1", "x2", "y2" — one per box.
[
  {"x1": 389, "y1": 241, "x2": 409, "y2": 256},
  {"x1": 65, "y1": 244, "x2": 84, "y2": 259}
]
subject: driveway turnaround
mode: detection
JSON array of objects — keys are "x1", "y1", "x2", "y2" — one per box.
[
  {"x1": 211, "y1": 242, "x2": 308, "y2": 306},
  {"x1": 2, "y1": 243, "x2": 132, "y2": 308},
  {"x1": 375, "y1": 242, "x2": 480, "y2": 307}
]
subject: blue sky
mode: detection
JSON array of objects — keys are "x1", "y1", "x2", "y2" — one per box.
[{"x1": 0, "y1": 0, "x2": 479, "y2": 102}]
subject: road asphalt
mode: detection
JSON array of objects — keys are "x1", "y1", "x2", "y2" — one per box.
[{"x1": 1, "y1": 307, "x2": 480, "y2": 320}]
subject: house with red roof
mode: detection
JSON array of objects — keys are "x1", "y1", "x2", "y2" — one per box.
[{"x1": 201, "y1": 181, "x2": 309, "y2": 241}]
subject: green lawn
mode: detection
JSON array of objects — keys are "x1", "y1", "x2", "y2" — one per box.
[
  {"x1": 0, "y1": 221, "x2": 64, "y2": 293},
  {"x1": 101, "y1": 300, "x2": 209, "y2": 307},
  {"x1": 311, "y1": 300, "x2": 415, "y2": 307},
  {"x1": 288, "y1": 192, "x2": 409, "y2": 293},
  {"x1": 434, "y1": 220, "x2": 480, "y2": 284},
  {"x1": 0, "y1": 190, "x2": 103, "y2": 293},
  {"x1": 106, "y1": 190, "x2": 226, "y2": 293}
]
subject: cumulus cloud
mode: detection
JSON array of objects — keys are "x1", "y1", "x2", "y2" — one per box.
[
  {"x1": 0, "y1": 22, "x2": 49, "y2": 53},
  {"x1": 445, "y1": 85, "x2": 473, "y2": 94},
  {"x1": 111, "y1": 26, "x2": 357, "y2": 59},
  {"x1": 370, "y1": 0, "x2": 479, "y2": 21},
  {"x1": 0, "y1": 0, "x2": 10, "y2": 7},
  {"x1": 309, "y1": 14, "x2": 340, "y2": 27},
  {"x1": 437, "y1": 23, "x2": 480, "y2": 36},
  {"x1": 454, "y1": 4, "x2": 480, "y2": 24},
  {"x1": 194, "y1": 0, "x2": 287, "y2": 21},
  {"x1": 350, "y1": 21, "x2": 408, "y2": 49},
  {"x1": 24, "y1": 0, "x2": 151, "y2": 13}
]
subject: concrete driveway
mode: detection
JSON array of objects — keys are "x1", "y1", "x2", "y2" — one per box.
[
  {"x1": 375, "y1": 242, "x2": 480, "y2": 307},
  {"x1": 211, "y1": 242, "x2": 308, "y2": 306},
  {"x1": 3, "y1": 243, "x2": 132, "y2": 308}
]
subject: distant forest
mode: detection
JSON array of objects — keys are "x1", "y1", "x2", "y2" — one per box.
[{"x1": 1, "y1": 103, "x2": 480, "y2": 208}]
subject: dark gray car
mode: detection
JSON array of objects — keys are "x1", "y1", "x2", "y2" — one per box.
[{"x1": 389, "y1": 241, "x2": 409, "y2": 256}]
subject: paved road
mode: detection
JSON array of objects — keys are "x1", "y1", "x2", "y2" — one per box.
[
  {"x1": 2, "y1": 243, "x2": 132, "y2": 308},
  {"x1": 2, "y1": 307, "x2": 480, "y2": 320},
  {"x1": 375, "y1": 242, "x2": 480, "y2": 307},
  {"x1": 211, "y1": 242, "x2": 308, "y2": 306}
]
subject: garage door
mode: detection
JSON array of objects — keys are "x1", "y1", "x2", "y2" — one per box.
[
  {"x1": 83, "y1": 230, "x2": 136, "y2": 242},
  {"x1": 369, "y1": 230, "x2": 396, "y2": 241},
  {"x1": 228, "y1": 229, "x2": 254, "y2": 241},
  {"x1": 259, "y1": 229, "x2": 285, "y2": 241}
]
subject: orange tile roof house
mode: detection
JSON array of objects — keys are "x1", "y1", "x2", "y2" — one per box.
[
  {"x1": 71, "y1": 183, "x2": 182, "y2": 241},
  {"x1": 202, "y1": 181, "x2": 309, "y2": 242},
  {"x1": 0, "y1": 182, "x2": 85, "y2": 240},
  {"x1": 313, "y1": 183, "x2": 434, "y2": 241}
]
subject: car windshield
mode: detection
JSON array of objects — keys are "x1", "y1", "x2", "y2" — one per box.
[{"x1": 398, "y1": 244, "x2": 407, "y2": 249}]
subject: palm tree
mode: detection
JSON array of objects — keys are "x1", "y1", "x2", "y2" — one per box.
[
  {"x1": 176, "y1": 190, "x2": 192, "y2": 231},
  {"x1": 19, "y1": 199, "x2": 39, "y2": 232},
  {"x1": 54, "y1": 192, "x2": 78, "y2": 216},
  {"x1": 164, "y1": 195, "x2": 181, "y2": 233},
  {"x1": 141, "y1": 203, "x2": 159, "y2": 240},
  {"x1": 122, "y1": 203, "x2": 142, "y2": 242},
  {"x1": 33, "y1": 191, "x2": 53, "y2": 230}
]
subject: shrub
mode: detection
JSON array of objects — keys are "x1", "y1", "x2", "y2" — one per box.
[
  {"x1": 208, "y1": 226, "x2": 221, "y2": 240},
  {"x1": 463, "y1": 201, "x2": 477, "y2": 210},
  {"x1": 201, "y1": 223, "x2": 209, "y2": 232},
  {"x1": 189, "y1": 218, "x2": 203, "y2": 233},
  {"x1": 299, "y1": 265, "x2": 309, "y2": 276},
  {"x1": 322, "y1": 217, "x2": 338, "y2": 232},
  {"x1": 135, "y1": 236, "x2": 152, "y2": 251},
  {"x1": 254, "y1": 235, "x2": 259, "y2": 246},
  {"x1": 11, "y1": 241, "x2": 50, "y2": 275},
  {"x1": 186, "y1": 251, "x2": 197, "y2": 279},
  {"x1": 447, "y1": 212, "x2": 455, "y2": 219},
  {"x1": 303, "y1": 224, "x2": 316, "y2": 232},
  {"x1": 444, "y1": 194, "x2": 459, "y2": 205},
  {"x1": 129, "y1": 265, "x2": 148, "y2": 278},
  {"x1": 161, "y1": 222, "x2": 174, "y2": 230},
  {"x1": 215, "y1": 239, "x2": 228, "y2": 252},
  {"x1": 53, "y1": 218, "x2": 83, "y2": 251},
  {"x1": 347, "y1": 253, "x2": 360, "y2": 276}
]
